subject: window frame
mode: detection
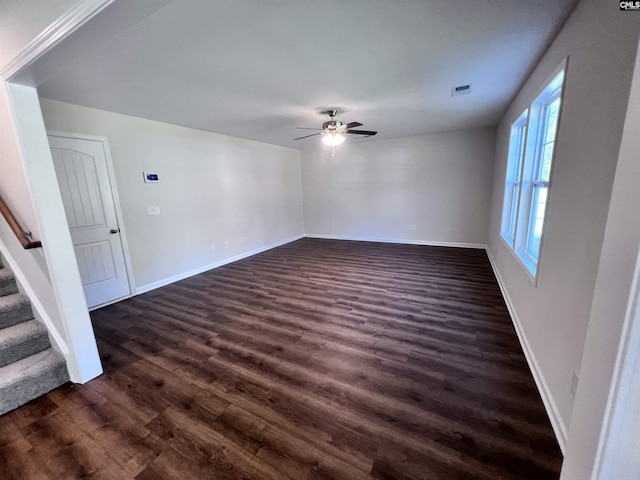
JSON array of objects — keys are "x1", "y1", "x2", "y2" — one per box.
[{"x1": 500, "y1": 60, "x2": 567, "y2": 283}]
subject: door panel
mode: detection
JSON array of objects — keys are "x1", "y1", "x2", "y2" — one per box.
[
  {"x1": 56, "y1": 149, "x2": 106, "y2": 229},
  {"x1": 75, "y1": 241, "x2": 117, "y2": 286},
  {"x1": 49, "y1": 135, "x2": 130, "y2": 308}
]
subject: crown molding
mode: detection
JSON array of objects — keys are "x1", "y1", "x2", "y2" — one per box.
[{"x1": 0, "y1": 0, "x2": 115, "y2": 81}]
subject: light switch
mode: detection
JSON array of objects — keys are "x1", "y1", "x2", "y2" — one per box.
[{"x1": 147, "y1": 206, "x2": 160, "y2": 215}]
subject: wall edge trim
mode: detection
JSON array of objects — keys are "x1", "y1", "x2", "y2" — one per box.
[
  {"x1": 485, "y1": 245, "x2": 568, "y2": 453},
  {"x1": 0, "y1": 0, "x2": 115, "y2": 80},
  {"x1": 304, "y1": 233, "x2": 486, "y2": 249},
  {"x1": 136, "y1": 234, "x2": 304, "y2": 295}
]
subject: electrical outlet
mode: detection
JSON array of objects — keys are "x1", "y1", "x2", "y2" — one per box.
[
  {"x1": 211, "y1": 243, "x2": 216, "y2": 251},
  {"x1": 409, "y1": 224, "x2": 417, "y2": 231},
  {"x1": 147, "y1": 206, "x2": 160, "y2": 215},
  {"x1": 571, "y1": 371, "x2": 579, "y2": 396}
]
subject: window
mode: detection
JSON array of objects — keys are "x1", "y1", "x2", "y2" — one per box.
[{"x1": 501, "y1": 66, "x2": 565, "y2": 279}]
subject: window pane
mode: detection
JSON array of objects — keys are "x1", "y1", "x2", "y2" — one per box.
[
  {"x1": 544, "y1": 97, "x2": 560, "y2": 144},
  {"x1": 539, "y1": 96, "x2": 560, "y2": 181},
  {"x1": 540, "y1": 143, "x2": 554, "y2": 181},
  {"x1": 501, "y1": 111, "x2": 527, "y2": 245},
  {"x1": 526, "y1": 186, "x2": 548, "y2": 260},
  {"x1": 508, "y1": 183, "x2": 519, "y2": 238},
  {"x1": 510, "y1": 126, "x2": 526, "y2": 180}
]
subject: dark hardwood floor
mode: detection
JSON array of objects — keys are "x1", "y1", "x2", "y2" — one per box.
[{"x1": 0, "y1": 238, "x2": 563, "y2": 479}]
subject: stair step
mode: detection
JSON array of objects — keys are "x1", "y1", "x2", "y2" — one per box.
[
  {"x1": 0, "y1": 293, "x2": 33, "y2": 329},
  {"x1": 0, "y1": 268, "x2": 18, "y2": 296},
  {"x1": 0, "y1": 319, "x2": 50, "y2": 368},
  {"x1": 0, "y1": 349, "x2": 69, "y2": 416}
]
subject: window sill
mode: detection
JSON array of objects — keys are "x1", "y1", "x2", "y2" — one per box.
[{"x1": 499, "y1": 235, "x2": 539, "y2": 286}]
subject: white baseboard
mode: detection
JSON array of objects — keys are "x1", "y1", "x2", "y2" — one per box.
[
  {"x1": 137, "y1": 233, "x2": 483, "y2": 295},
  {"x1": 304, "y1": 233, "x2": 486, "y2": 249},
  {"x1": 485, "y1": 246, "x2": 568, "y2": 453},
  {"x1": 88, "y1": 294, "x2": 134, "y2": 312},
  {"x1": 135, "y1": 233, "x2": 482, "y2": 295},
  {"x1": 135, "y1": 234, "x2": 304, "y2": 295}
]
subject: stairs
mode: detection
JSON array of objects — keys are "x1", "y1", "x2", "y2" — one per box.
[{"x1": 0, "y1": 256, "x2": 69, "y2": 416}]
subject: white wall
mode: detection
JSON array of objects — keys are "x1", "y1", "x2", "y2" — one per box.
[
  {"x1": 302, "y1": 127, "x2": 496, "y2": 246},
  {"x1": 486, "y1": 0, "x2": 640, "y2": 448},
  {"x1": 39, "y1": 98, "x2": 304, "y2": 291},
  {"x1": 561, "y1": 34, "x2": 640, "y2": 479}
]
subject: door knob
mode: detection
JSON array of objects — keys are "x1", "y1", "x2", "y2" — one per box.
[{"x1": 110, "y1": 228, "x2": 120, "y2": 234}]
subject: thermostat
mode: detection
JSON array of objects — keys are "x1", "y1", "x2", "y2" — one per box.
[{"x1": 143, "y1": 172, "x2": 159, "y2": 183}]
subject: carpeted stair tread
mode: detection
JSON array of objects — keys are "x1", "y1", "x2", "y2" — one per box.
[
  {"x1": 0, "y1": 268, "x2": 18, "y2": 296},
  {"x1": 0, "y1": 293, "x2": 33, "y2": 329},
  {"x1": 0, "y1": 259, "x2": 70, "y2": 416},
  {"x1": 0, "y1": 319, "x2": 50, "y2": 368},
  {"x1": 0, "y1": 349, "x2": 69, "y2": 416}
]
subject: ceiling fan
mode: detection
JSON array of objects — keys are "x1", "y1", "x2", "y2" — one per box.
[{"x1": 293, "y1": 110, "x2": 377, "y2": 147}]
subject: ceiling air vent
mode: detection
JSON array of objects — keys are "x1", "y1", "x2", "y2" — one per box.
[{"x1": 451, "y1": 84, "x2": 472, "y2": 96}]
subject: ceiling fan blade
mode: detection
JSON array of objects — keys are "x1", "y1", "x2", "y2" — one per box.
[
  {"x1": 295, "y1": 127, "x2": 323, "y2": 130},
  {"x1": 345, "y1": 122, "x2": 363, "y2": 129},
  {"x1": 293, "y1": 133, "x2": 322, "y2": 140},
  {"x1": 346, "y1": 129, "x2": 377, "y2": 136}
]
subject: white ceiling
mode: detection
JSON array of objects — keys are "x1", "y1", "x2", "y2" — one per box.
[{"x1": 37, "y1": 0, "x2": 579, "y2": 149}]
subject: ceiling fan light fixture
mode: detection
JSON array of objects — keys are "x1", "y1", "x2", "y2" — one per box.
[{"x1": 322, "y1": 132, "x2": 345, "y2": 146}]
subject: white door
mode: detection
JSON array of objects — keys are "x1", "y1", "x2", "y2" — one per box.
[{"x1": 48, "y1": 135, "x2": 130, "y2": 308}]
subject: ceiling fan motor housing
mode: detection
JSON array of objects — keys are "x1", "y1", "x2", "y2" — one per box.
[
  {"x1": 322, "y1": 120, "x2": 341, "y2": 130},
  {"x1": 322, "y1": 110, "x2": 340, "y2": 131}
]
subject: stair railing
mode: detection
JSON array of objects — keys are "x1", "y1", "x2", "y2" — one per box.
[{"x1": 0, "y1": 195, "x2": 42, "y2": 249}]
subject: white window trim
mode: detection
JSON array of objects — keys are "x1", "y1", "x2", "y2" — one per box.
[{"x1": 500, "y1": 58, "x2": 568, "y2": 284}]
